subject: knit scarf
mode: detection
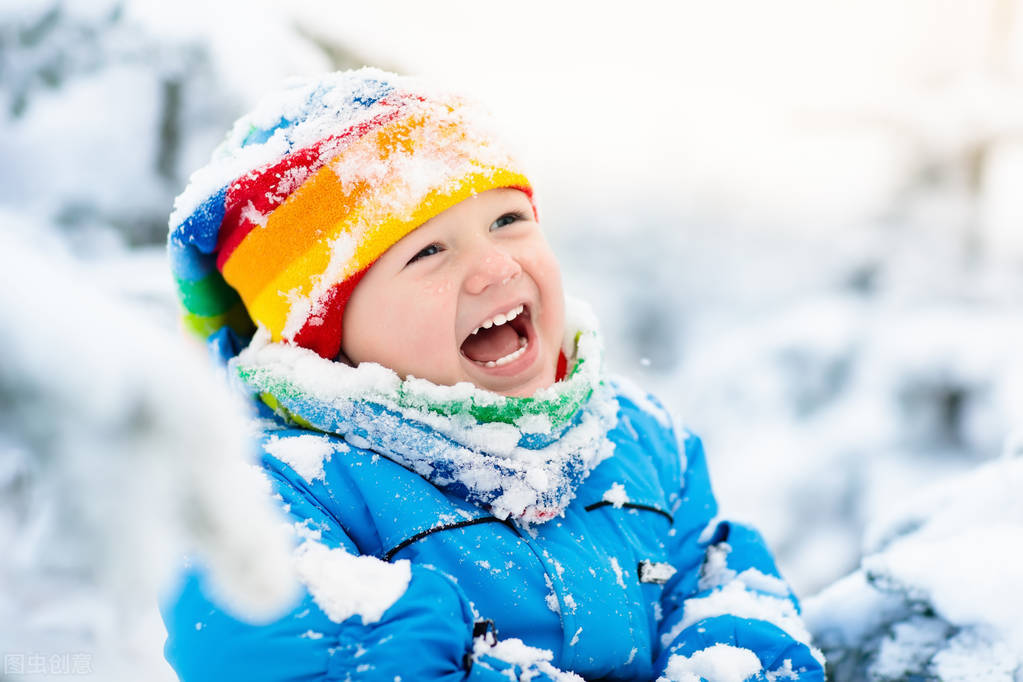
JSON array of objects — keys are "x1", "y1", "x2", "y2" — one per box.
[{"x1": 231, "y1": 300, "x2": 618, "y2": 524}]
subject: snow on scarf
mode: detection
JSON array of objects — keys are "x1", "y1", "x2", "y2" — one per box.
[{"x1": 231, "y1": 300, "x2": 618, "y2": 523}]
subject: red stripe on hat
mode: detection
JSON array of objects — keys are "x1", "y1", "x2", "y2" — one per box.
[
  {"x1": 502, "y1": 184, "x2": 537, "y2": 222},
  {"x1": 215, "y1": 93, "x2": 424, "y2": 271},
  {"x1": 291, "y1": 267, "x2": 369, "y2": 360}
]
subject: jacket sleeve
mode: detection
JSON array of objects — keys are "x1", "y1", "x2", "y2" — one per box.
[
  {"x1": 161, "y1": 455, "x2": 573, "y2": 681},
  {"x1": 652, "y1": 433, "x2": 826, "y2": 682}
]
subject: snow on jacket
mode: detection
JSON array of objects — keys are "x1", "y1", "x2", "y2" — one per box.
[{"x1": 161, "y1": 326, "x2": 824, "y2": 681}]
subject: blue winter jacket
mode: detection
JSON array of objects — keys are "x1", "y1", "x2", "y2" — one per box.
[{"x1": 162, "y1": 385, "x2": 824, "y2": 681}]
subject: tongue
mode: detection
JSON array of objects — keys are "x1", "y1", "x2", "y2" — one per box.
[{"x1": 461, "y1": 324, "x2": 521, "y2": 363}]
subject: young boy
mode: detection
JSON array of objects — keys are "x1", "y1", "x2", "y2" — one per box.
[{"x1": 163, "y1": 68, "x2": 825, "y2": 682}]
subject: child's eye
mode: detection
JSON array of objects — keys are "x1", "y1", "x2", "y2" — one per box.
[
  {"x1": 490, "y1": 211, "x2": 526, "y2": 231},
  {"x1": 406, "y1": 243, "x2": 442, "y2": 265}
]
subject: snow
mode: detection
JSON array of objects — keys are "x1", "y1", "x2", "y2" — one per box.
[
  {"x1": 873, "y1": 617, "x2": 954, "y2": 680},
  {"x1": 569, "y1": 627, "x2": 582, "y2": 647},
  {"x1": 698, "y1": 543, "x2": 788, "y2": 597},
  {"x1": 804, "y1": 454, "x2": 1023, "y2": 678},
  {"x1": 800, "y1": 571, "x2": 904, "y2": 650},
  {"x1": 764, "y1": 659, "x2": 798, "y2": 681},
  {"x1": 474, "y1": 637, "x2": 584, "y2": 682},
  {"x1": 265, "y1": 434, "x2": 334, "y2": 484},
  {"x1": 698, "y1": 543, "x2": 734, "y2": 591},
  {"x1": 281, "y1": 231, "x2": 357, "y2": 342},
  {"x1": 544, "y1": 581, "x2": 560, "y2": 615},
  {"x1": 293, "y1": 540, "x2": 410, "y2": 625},
  {"x1": 638, "y1": 560, "x2": 677, "y2": 585},
  {"x1": 609, "y1": 557, "x2": 627, "y2": 589},
  {"x1": 658, "y1": 644, "x2": 763, "y2": 682},
  {"x1": 292, "y1": 520, "x2": 322, "y2": 542},
  {"x1": 665, "y1": 582, "x2": 817, "y2": 655},
  {"x1": 516, "y1": 412, "x2": 554, "y2": 435},
  {"x1": 0, "y1": 220, "x2": 296, "y2": 678},
  {"x1": 929, "y1": 629, "x2": 1018, "y2": 682},
  {"x1": 865, "y1": 526, "x2": 1023, "y2": 646},
  {"x1": 735, "y1": 570, "x2": 790, "y2": 598},
  {"x1": 602, "y1": 482, "x2": 629, "y2": 508}
]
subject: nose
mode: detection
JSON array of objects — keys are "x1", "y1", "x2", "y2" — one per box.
[{"x1": 463, "y1": 244, "x2": 522, "y2": 295}]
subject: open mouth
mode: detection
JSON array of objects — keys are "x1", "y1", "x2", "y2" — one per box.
[{"x1": 460, "y1": 304, "x2": 534, "y2": 368}]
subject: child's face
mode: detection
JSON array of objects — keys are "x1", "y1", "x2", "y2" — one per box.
[{"x1": 341, "y1": 188, "x2": 565, "y2": 397}]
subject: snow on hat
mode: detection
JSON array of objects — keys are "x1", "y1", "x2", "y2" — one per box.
[{"x1": 168, "y1": 68, "x2": 532, "y2": 360}]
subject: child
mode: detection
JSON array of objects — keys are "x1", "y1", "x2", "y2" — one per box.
[{"x1": 163, "y1": 68, "x2": 825, "y2": 682}]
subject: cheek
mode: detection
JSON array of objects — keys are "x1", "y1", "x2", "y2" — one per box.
[
  {"x1": 525, "y1": 246, "x2": 564, "y2": 302},
  {"x1": 342, "y1": 266, "x2": 461, "y2": 372},
  {"x1": 411, "y1": 279, "x2": 456, "y2": 335},
  {"x1": 392, "y1": 284, "x2": 457, "y2": 345},
  {"x1": 421, "y1": 279, "x2": 454, "y2": 296},
  {"x1": 519, "y1": 244, "x2": 565, "y2": 346}
]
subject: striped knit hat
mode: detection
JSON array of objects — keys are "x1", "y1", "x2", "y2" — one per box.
[{"x1": 168, "y1": 68, "x2": 532, "y2": 360}]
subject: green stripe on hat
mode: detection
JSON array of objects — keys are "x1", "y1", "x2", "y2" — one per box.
[
  {"x1": 175, "y1": 272, "x2": 242, "y2": 317},
  {"x1": 182, "y1": 301, "x2": 255, "y2": 339}
]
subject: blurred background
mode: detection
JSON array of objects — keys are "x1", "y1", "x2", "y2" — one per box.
[{"x1": 3, "y1": 0, "x2": 1023, "y2": 678}]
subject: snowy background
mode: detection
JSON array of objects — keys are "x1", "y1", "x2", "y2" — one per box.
[{"x1": 3, "y1": 0, "x2": 1023, "y2": 679}]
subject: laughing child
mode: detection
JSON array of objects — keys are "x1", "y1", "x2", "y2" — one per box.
[{"x1": 162, "y1": 68, "x2": 825, "y2": 681}]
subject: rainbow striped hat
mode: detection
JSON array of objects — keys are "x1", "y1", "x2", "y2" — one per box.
[{"x1": 168, "y1": 68, "x2": 532, "y2": 360}]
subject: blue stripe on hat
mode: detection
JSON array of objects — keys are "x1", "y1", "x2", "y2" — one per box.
[{"x1": 171, "y1": 185, "x2": 228, "y2": 254}]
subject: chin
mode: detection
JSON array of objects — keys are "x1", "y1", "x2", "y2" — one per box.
[
  {"x1": 486, "y1": 365, "x2": 557, "y2": 398},
  {"x1": 495, "y1": 383, "x2": 540, "y2": 398}
]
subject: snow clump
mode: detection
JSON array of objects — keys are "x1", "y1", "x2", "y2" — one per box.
[{"x1": 804, "y1": 452, "x2": 1023, "y2": 680}]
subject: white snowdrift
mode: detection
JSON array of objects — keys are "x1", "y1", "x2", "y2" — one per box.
[
  {"x1": 0, "y1": 216, "x2": 296, "y2": 677},
  {"x1": 804, "y1": 452, "x2": 1023, "y2": 680}
]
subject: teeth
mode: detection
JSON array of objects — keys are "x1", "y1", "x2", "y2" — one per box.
[
  {"x1": 470, "y1": 304, "x2": 525, "y2": 336},
  {"x1": 482, "y1": 337, "x2": 529, "y2": 367}
]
